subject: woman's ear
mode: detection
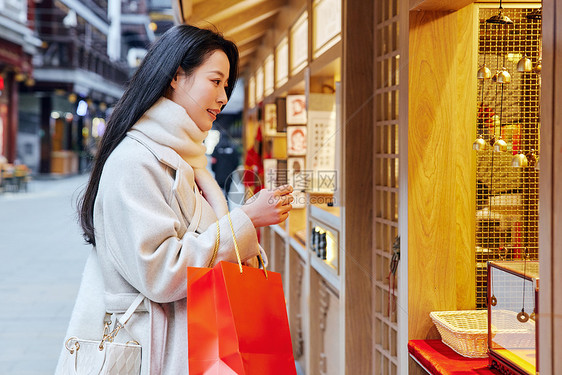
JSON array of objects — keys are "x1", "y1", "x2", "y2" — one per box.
[{"x1": 169, "y1": 68, "x2": 184, "y2": 90}]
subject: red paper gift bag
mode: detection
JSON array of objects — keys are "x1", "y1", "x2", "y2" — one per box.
[{"x1": 187, "y1": 261, "x2": 297, "y2": 375}]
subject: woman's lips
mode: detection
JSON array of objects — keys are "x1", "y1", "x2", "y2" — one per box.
[{"x1": 207, "y1": 109, "x2": 219, "y2": 120}]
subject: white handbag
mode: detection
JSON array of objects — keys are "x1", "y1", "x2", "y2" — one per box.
[{"x1": 60, "y1": 294, "x2": 145, "y2": 375}]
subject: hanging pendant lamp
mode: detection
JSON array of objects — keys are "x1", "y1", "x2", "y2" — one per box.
[
  {"x1": 473, "y1": 134, "x2": 487, "y2": 151},
  {"x1": 478, "y1": 23, "x2": 492, "y2": 80},
  {"x1": 517, "y1": 56, "x2": 533, "y2": 72},
  {"x1": 511, "y1": 153, "x2": 528, "y2": 167},
  {"x1": 497, "y1": 68, "x2": 511, "y2": 84},
  {"x1": 493, "y1": 137, "x2": 508, "y2": 152},
  {"x1": 486, "y1": 0, "x2": 513, "y2": 25},
  {"x1": 493, "y1": 9, "x2": 510, "y2": 153},
  {"x1": 478, "y1": 66, "x2": 492, "y2": 80},
  {"x1": 517, "y1": 8, "x2": 539, "y2": 72},
  {"x1": 474, "y1": 30, "x2": 490, "y2": 152},
  {"x1": 517, "y1": 27, "x2": 532, "y2": 73},
  {"x1": 526, "y1": 8, "x2": 542, "y2": 20}
]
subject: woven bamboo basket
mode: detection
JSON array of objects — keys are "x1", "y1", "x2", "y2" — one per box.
[{"x1": 429, "y1": 310, "x2": 490, "y2": 358}]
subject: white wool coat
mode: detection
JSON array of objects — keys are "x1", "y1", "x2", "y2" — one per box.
[{"x1": 56, "y1": 102, "x2": 261, "y2": 374}]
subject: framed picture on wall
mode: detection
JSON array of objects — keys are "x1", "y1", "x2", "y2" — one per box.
[
  {"x1": 264, "y1": 103, "x2": 277, "y2": 136},
  {"x1": 287, "y1": 125, "x2": 307, "y2": 156},
  {"x1": 287, "y1": 156, "x2": 305, "y2": 188},
  {"x1": 286, "y1": 95, "x2": 307, "y2": 124}
]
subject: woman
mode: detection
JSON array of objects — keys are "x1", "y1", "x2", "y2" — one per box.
[{"x1": 58, "y1": 25, "x2": 293, "y2": 374}]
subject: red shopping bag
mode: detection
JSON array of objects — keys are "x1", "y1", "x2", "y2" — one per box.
[{"x1": 187, "y1": 261, "x2": 297, "y2": 374}]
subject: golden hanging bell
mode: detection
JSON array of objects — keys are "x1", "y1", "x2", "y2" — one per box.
[
  {"x1": 511, "y1": 153, "x2": 528, "y2": 167},
  {"x1": 497, "y1": 68, "x2": 511, "y2": 84},
  {"x1": 477, "y1": 65, "x2": 492, "y2": 80},
  {"x1": 533, "y1": 59, "x2": 542, "y2": 73},
  {"x1": 527, "y1": 150, "x2": 537, "y2": 166},
  {"x1": 493, "y1": 137, "x2": 508, "y2": 152},
  {"x1": 534, "y1": 156, "x2": 540, "y2": 171},
  {"x1": 472, "y1": 135, "x2": 487, "y2": 151},
  {"x1": 517, "y1": 56, "x2": 533, "y2": 72}
]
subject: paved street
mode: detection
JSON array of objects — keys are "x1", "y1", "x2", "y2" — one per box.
[{"x1": 0, "y1": 175, "x2": 90, "y2": 375}]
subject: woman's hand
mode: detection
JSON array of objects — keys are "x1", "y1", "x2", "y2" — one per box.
[{"x1": 240, "y1": 185, "x2": 294, "y2": 228}]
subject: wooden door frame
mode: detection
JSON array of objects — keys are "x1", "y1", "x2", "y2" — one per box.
[{"x1": 539, "y1": 0, "x2": 562, "y2": 373}]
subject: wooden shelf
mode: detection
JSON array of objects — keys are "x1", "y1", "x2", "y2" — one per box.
[
  {"x1": 289, "y1": 236, "x2": 307, "y2": 260},
  {"x1": 310, "y1": 40, "x2": 342, "y2": 77},
  {"x1": 271, "y1": 223, "x2": 287, "y2": 238},
  {"x1": 310, "y1": 255, "x2": 340, "y2": 291},
  {"x1": 263, "y1": 69, "x2": 306, "y2": 105},
  {"x1": 263, "y1": 132, "x2": 287, "y2": 138},
  {"x1": 310, "y1": 203, "x2": 341, "y2": 229}
]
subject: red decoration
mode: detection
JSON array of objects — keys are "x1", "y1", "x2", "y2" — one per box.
[{"x1": 408, "y1": 340, "x2": 501, "y2": 374}]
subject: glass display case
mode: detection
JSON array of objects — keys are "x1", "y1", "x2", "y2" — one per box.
[{"x1": 487, "y1": 260, "x2": 539, "y2": 374}]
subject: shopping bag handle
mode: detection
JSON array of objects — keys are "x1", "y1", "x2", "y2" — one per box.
[{"x1": 227, "y1": 212, "x2": 268, "y2": 279}]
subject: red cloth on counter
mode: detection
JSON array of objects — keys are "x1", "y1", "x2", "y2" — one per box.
[{"x1": 408, "y1": 340, "x2": 500, "y2": 375}]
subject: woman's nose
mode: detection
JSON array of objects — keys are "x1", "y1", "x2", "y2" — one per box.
[{"x1": 217, "y1": 86, "x2": 228, "y2": 105}]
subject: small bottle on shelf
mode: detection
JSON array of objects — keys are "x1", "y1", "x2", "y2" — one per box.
[
  {"x1": 315, "y1": 229, "x2": 322, "y2": 258},
  {"x1": 319, "y1": 233, "x2": 327, "y2": 260},
  {"x1": 311, "y1": 227, "x2": 318, "y2": 255}
]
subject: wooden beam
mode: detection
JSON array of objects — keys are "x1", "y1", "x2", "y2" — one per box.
[
  {"x1": 237, "y1": 37, "x2": 263, "y2": 55},
  {"x1": 227, "y1": 18, "x2": 274, "y2": 46},
  {"x1": 410, "y1": 0, "x2": 541, "y2": 10},
  {"x1": 239, "y1": 55, "x2": 251, "y2": 66},
  {"x1": 238, "y1": 42, "x2": 262, "y2": 61},
  {"x1": 238, "y1": 55, "x2": 252, "y2": 74},
  {"x1": 343, "y1": 0, "x2": 374, "y2": 373},
  {"x1": 239, "y1": 47, "x2": 259, "y2": 59},
  {"x1": 539, "y1": 0, "x2": 561, "y2": 373},
  {"x1": 210, "y1": 0, "x2": 286, "y2": 35},
  {"x1": 189, "y1": 0, "x2": 269, "y2": 25},
  {"x1": 409, "y1": 0, "x2": 473, "y2": 11}
]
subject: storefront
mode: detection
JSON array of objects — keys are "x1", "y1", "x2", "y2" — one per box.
[
  {"x1": 0, "y1": 4, "x2": 39, "y2": 163},
  {"x1": 15, "y1": 0, "x2": 127, "y2": 175},
  {"x1": 174, "y1": 0, "x2": 562, "y2": 373}
]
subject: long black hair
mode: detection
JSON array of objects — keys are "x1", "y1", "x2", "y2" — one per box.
[{"x1": 78, "y1": 25, "x2": 239, "y2": 246}]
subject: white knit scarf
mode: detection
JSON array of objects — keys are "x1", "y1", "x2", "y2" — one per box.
[{"x1": 130, "y1": 97, "x2": 229, "y2": 218}]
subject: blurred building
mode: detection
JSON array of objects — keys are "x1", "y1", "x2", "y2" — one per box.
[
  {"x1": 16, "y1": 0, "x2": 173, "y2": 175},
  {"x1": 121, "y1": 0, "x2": 174, "y2": 72},
  {"x1": 18, "y1": 0, "x2": 129, "y2": 174},
  {"x1": 0, "y1": 0, "x2": 41, "y2": 164}
]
